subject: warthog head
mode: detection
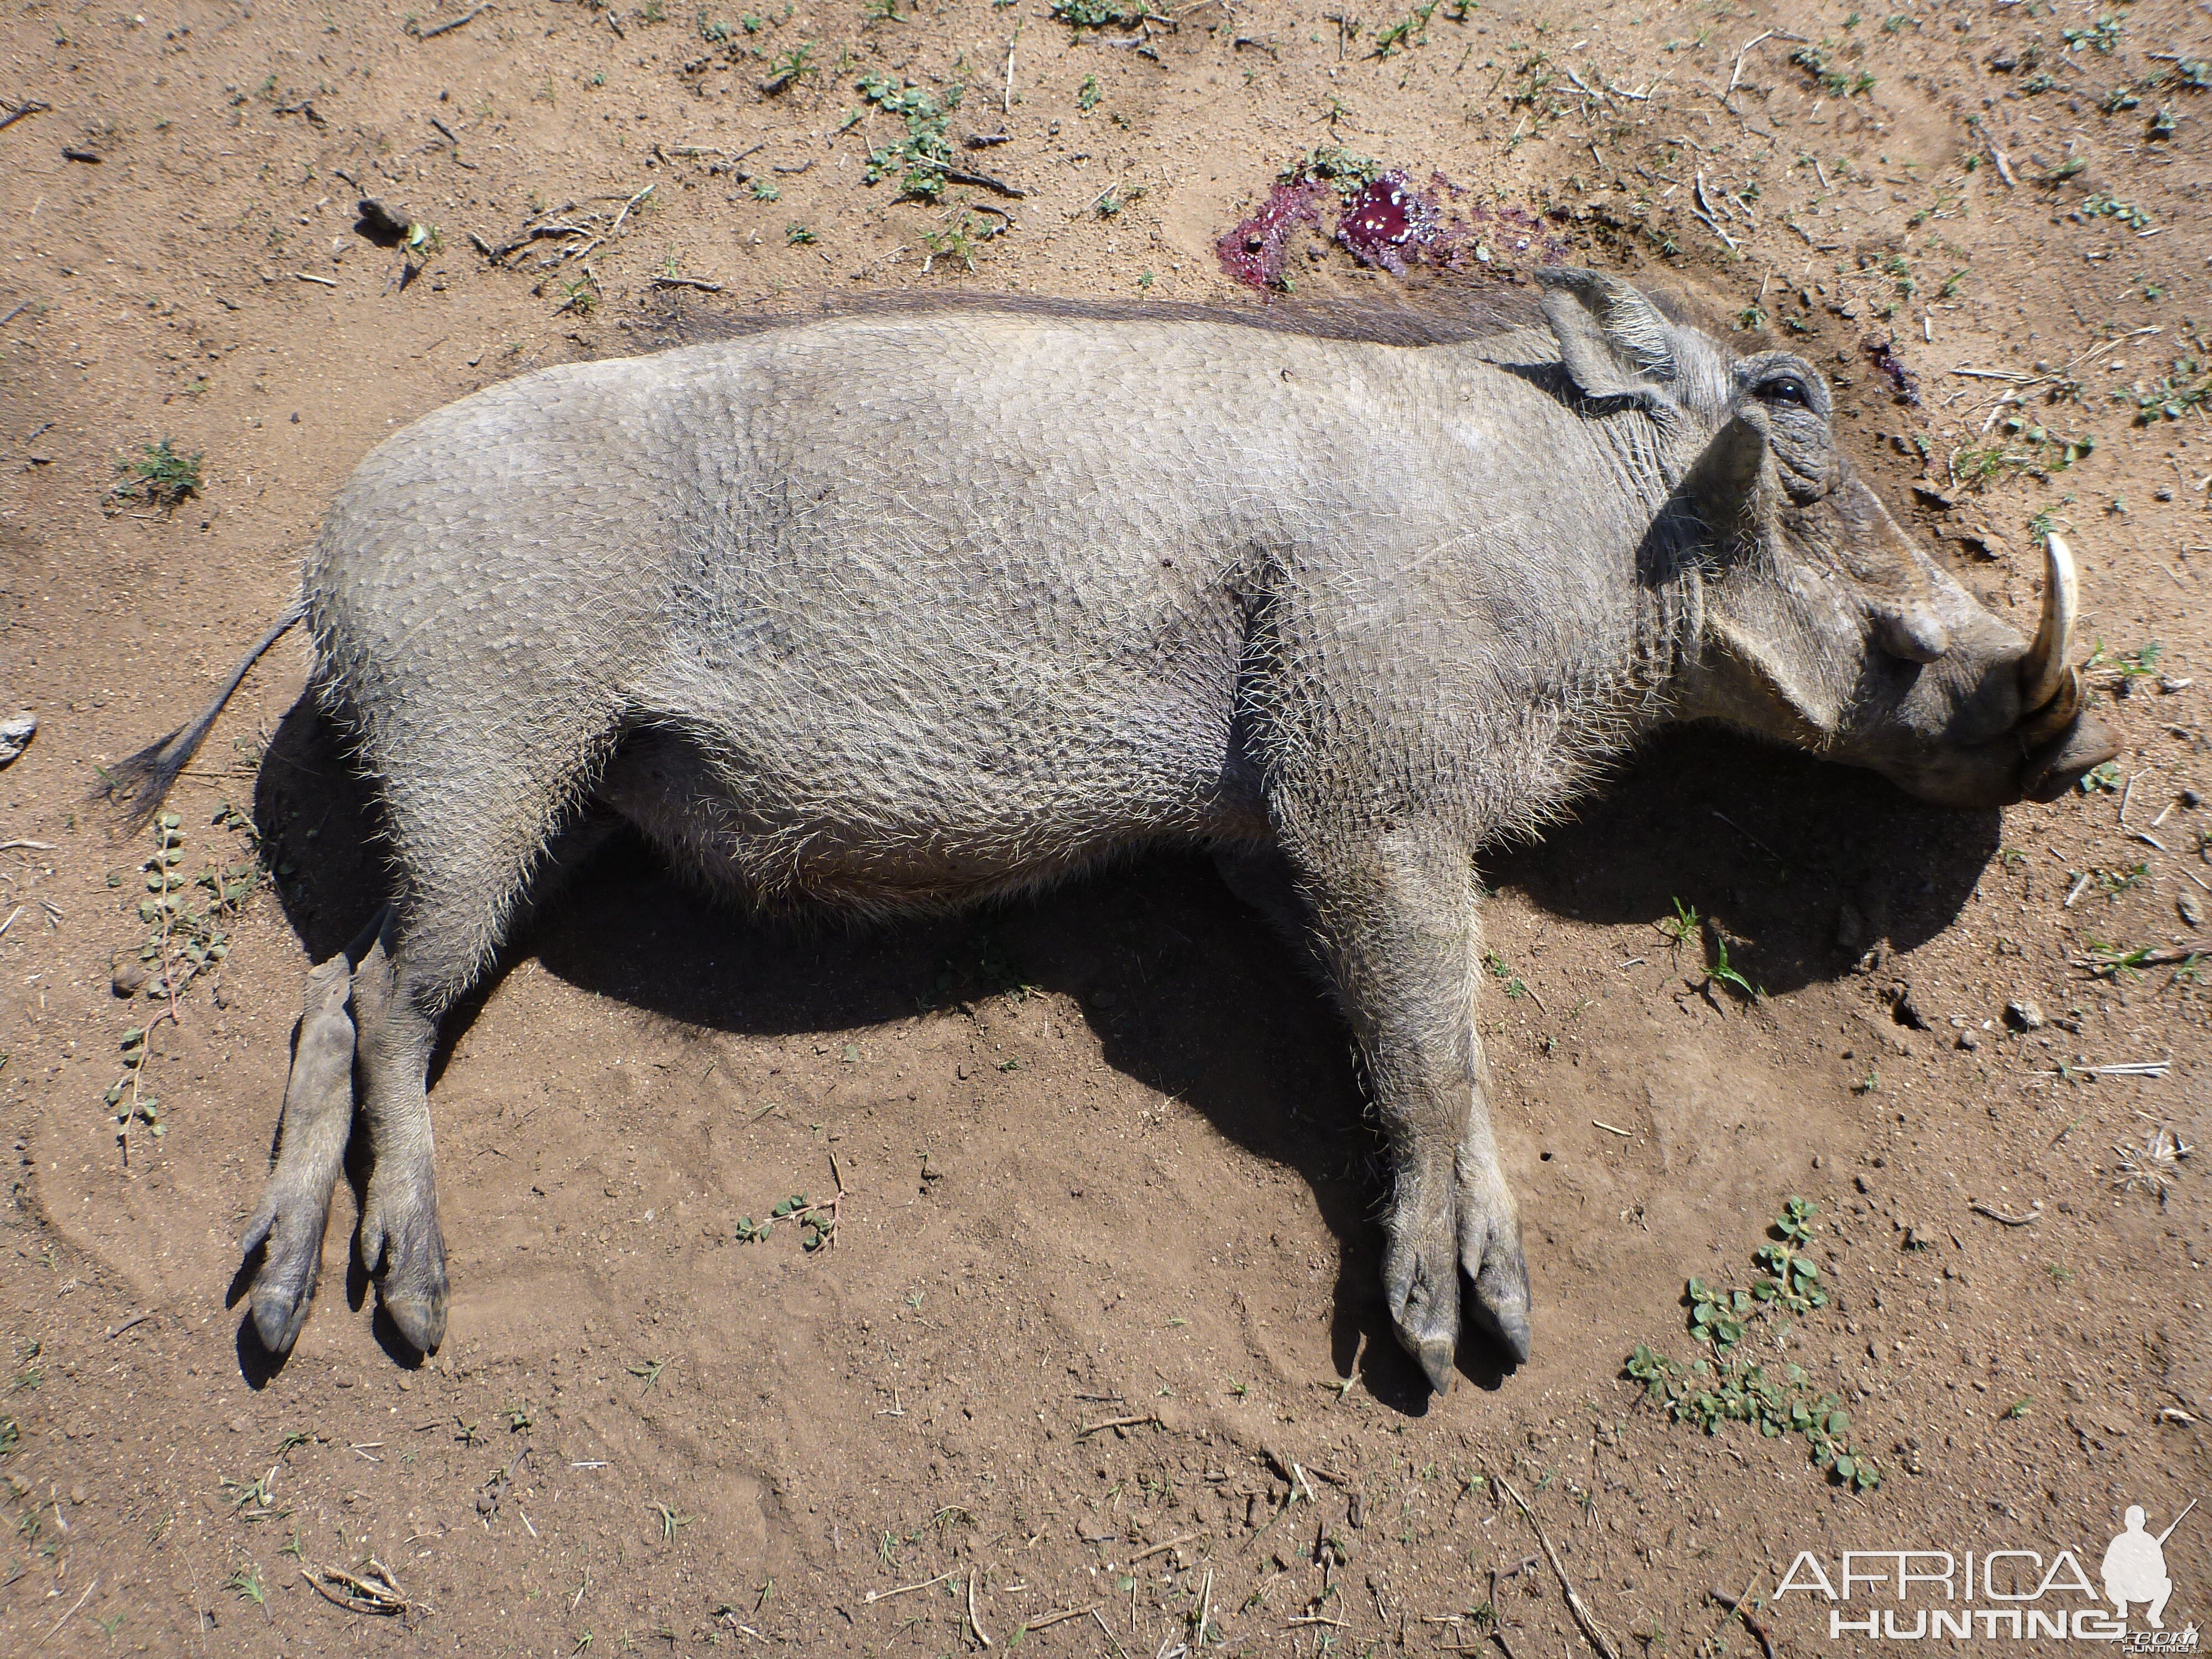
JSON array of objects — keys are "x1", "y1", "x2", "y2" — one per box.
[{"x1": 1541, "y1": 269, "x2": 2119, "y2": 807}]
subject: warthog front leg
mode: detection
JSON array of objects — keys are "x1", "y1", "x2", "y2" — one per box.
[
  {"x1": 241, "y1": 912, "x2": 385, "y2": 1354},
  {"x1": 1295, "y1": 827, "x2": 1531, "y2": 1389}
]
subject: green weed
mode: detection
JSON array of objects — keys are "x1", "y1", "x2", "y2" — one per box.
[
  {"x1": 855, "y1": 72, "x2": 961, "y2": 197},
  {"x1": 1624, "y1": 1199, "x2": 1880, "y2": 1492},
  {"x1": 108, "y1": 439, "x2": 204, "y2": 509}
]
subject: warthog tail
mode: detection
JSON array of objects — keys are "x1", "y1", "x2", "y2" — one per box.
[{"x1": 95, "y1": 599, "x2": 306, "y2": 830}]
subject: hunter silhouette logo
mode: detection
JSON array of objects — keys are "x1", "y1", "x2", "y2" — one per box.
[{"x1": 2105, "y1": 1501, "x2": 2193, "y2": 1631}]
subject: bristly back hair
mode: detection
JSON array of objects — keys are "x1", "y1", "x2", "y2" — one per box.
[{"x1": 611, "y1": 274, "x2": 1731, "y2": 361}]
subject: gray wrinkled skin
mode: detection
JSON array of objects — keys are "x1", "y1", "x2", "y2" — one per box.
[{"x1": 110, "y1": 270, "x2": 2116, "y2": 1385}]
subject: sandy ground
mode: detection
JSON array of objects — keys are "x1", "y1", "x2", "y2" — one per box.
[{"x1": 0, "y1": 0, "x2": 2207, "y2": 1653}]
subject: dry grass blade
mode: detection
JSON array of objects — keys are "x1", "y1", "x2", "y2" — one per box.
[{"x1": 1494, "y1": 1473, "x2": 1622, "y2": 1659}]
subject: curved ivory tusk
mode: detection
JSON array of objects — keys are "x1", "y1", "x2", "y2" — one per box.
[
  {"x1": 2019, "y1": 665, "x2": 2084, "y2": 749},
  {"x1": 2021, "y1": 533, "x2": 2079, "y2": 712}
]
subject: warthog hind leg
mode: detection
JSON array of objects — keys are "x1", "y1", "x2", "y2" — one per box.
[
  {"x1": 348, "y1": 935, "x2": 448, "y2": 1354},
  {"x1": 241, "y1": 911, "x2": 387, "y2": 1354}
]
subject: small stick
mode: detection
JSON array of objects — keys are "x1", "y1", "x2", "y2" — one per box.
[
  {"x1": 1002, "y1": 17, "x2": 1022, "y2": 117},
  {"x1": 1710, "y1": 1589, "x2": 1777, "y2": 1659},
  {"x1": 1592, "y1": 1121, "x2": 1631, "y2": 1138},
  {"x1": 105, "y1": 1312, "x2": 156, "y2": 1339},
  {"x1": 1131, "y1": 1530, "x2": 1201, "y2": 1562},
  {"x1": 864, "y1": 1568, "x2": 959, "y2": 1604},
  {"x1": 650, "y1": 275, "x2": 724, "y2": 292},
  {"x1": 414, "y1": 4, "x2": 488, "y2": 39},
  {"x1": 1724, "y1": 30, "x2": 1774, "y2": 104},
  {"x1": 0, "y1": 302, "x2": 32, "y2": 327},
  {"x1": 1196, "y1": 1568, "x2": 1213, "y2": 1646},
  {"x1": 1091, "y1": 1605, "x2": 1135, "y2": 1659},
  {"x1": 1970, "y1": 1201, "x2": 2038, "y2": 1227},
  {"x1": 609, "y1": 182, "x2": 655, "y2": 238},
  {"x1": 1494, "y1": 1473, "x2": 1622, "y2": 1659},
  {"x1": 967, "y1": 1567, "x2": 993, "y2": 1648},
  {"x1": 0, "y1": 839, "x2": 55, "y2": 852},
  {"x1": 37, "y1": 1575, "x2": 97, "y2": 1647},
  {"x1": 295, "y1": 273, "x2": 337, "y2": 286},
  {"x1": 0, "y1": 99, "x2": 51, "y2": 132},
  {"x1": 1288, "y1": 1613, "x2": 1349, "y2": 1627},
  {"x1": 1022, "y1": 1603, "x2": 1102, "y2": 1633},
  {"x1": 941, "y1": 165, "x2": 1025, "y2": 198},
  {"x1": 1078, "y1": 1413, "x2": 1160, "y2": 1437}
]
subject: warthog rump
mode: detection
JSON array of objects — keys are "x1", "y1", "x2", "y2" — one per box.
[{"x1": 104, "y1": 270, "x2": 2116, "y2": 1386}]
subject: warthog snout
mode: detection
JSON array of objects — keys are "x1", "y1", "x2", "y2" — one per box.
[{"x1": 1858, "y1": 532, "x2": 2119, "y2": 810}]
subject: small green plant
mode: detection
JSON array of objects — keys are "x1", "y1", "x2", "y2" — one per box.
[
  {"x1": 735, "y1": 1192, "x2": 840, "y2": 1249},
  {"x1": 698, "y1": 8, "x2": 733, "y2": 41},
  {"x1": 1483, "y1": 950, "x2": 1530, "y2": 999},
  {"x1": 627, "y1": 1358, "x2": 668, "y2": 1390},
  {"x1": 1954, "y1": 419, "x2": 2094, "y2": 491},
  {"x1": 1792, "y1": 41, "x2": 1875, "y2": 96},
  {"x1": 855, "y1": 71, "x2": 961, "y2": 197},
  {"x1": 784, "y1": 221, "x2": 817, "y2": 245},
  {"x1": 1281, "y1": 143, "x2": 1384, "y2": 197},
  {"x1": 762, "y1": 40, "x2": 814, "y2": 92},
  {"x1": 2060, "y1": 15, "x2": 2121, "y2": 53},
  {"x1": 1706, "y1": 935, "x2": 1759, "y2": 1000},
  {"x1": 1736, "y1": 305, "x2": 1767, "y2": 331},
  {"x1": 2081, "y1": 192, "x2": 2154, "y2": 230},
  {"x1": 2113, "y1": 349, "x2": 2209, "y2": 424},
  {"x1": 1657, "y1": 896, "x2": 1700, "y2": 946},
  {"x1": 109, "y1": 439, "x2": 204, "y2": 509},
  {"x1": 749, "y1": 177, "x2": 780, "y2": 201},
  {"x1": 1077, "y1": 73, "x2": 1100, "y2": 110},
  {"x1": 1371, "y1": 0, "x2": 1438, "y2": 57},
  {"x1": 103, "y1": 808, "x2": 261, "y2": 1160},
  {"x1": 1049, "y1": 0, "x2": 1162, "y2": 24},
  {"x1": 1095, "y1": 184, "x2": 1145, "y2": 217},
  {"x1": 862, "y1": 0, "x2": 903, "y2": 18},
  {"x1": 224, "y1": 1562, "x2": 267, "y2": 1607},
  {"x1": 920, "y1": 209, "x2": 1001, "y2": 273},
  {"x1": 554, "y1": 275, "x2": 598, "y2": 317},
  {"x1": 2086, "y1": 638, "x2": 2162, "y2": 680},
  {"x1": 1625, "y1": 1200, "x2": 1879, "y2": 1491}
]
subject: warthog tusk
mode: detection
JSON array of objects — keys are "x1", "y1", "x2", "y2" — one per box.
[
  {"x1": 2021, "y1": 532, "x2": 2079, "y2": 713},
  {"x1": 2018, "y1": 664, "x2": 2084, "y2": 748}
]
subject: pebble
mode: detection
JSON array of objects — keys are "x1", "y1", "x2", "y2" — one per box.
[
  {"x1": 69, "y1": 1484, "x2": 86, "y2": 1505},
  {"x1": 2181, "y1": 891, "x2": 2204, "y2": 930},
  {"x1": 1955, "y1": 1029, "x2": 1980, "y2": 1051},
  {"x1": 111, "y1": 959, "x2": 149, "y2": 998},
  {"x1": 2005, "y1": 999, "x2": 2045, "y2": 1031},
  {"x1": 0, "y1": 712, "x2": 34, "y2": 769},
  {"x1": 228, "y1": 1415, "x2": 251, "y2": 1434}
]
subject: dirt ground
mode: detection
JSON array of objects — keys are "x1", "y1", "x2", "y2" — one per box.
[{"x1": 1, "y1": 0, "x2": 2208, "y2": 1653}]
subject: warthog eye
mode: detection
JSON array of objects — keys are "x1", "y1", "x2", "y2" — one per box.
[{"x1": 1756, "y1": 375, "x2": 1812, "y2": 408}]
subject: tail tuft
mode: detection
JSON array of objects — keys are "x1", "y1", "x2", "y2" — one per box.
[{"x1": 90, "y1": 599, "x2": 306, "y2": 832}]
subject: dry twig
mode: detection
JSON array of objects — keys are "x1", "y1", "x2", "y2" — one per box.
[{"x1": 1494, "y1": 1473, "x2": 1622, "y2": 1659}]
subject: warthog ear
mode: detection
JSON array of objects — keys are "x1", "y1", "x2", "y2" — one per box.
[
  {"x1": 1537, "y1": 268, "x2": 1678, "y2": 408},
  {"x1": 1684, "y1": 412, "x2": 1766, "y2": 528}
]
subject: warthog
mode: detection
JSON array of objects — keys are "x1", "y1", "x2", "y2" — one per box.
[{"x1": 108, "y1": 271, "x2": 2116, "y2": 1386}]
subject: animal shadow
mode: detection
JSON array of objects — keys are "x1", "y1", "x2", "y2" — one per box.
[{"x1": 249, "y1": 697, "x2": 1999, "y2": 1401}]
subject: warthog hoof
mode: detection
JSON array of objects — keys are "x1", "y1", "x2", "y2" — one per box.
[
  {"x1": 361, "y1": 1182, "x2": 449, "y2": 1354},
  {"x1": 1384, "y1": 1155, "x2": 1532, "y2": 1391},
  {"x1": 241, "y1": 1178, "x2": 332, "y2": 1356}
]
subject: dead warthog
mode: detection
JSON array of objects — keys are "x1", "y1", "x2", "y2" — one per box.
[{"x1": 106, "y1": 272, "x2": 2116, "y2": 1387}]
